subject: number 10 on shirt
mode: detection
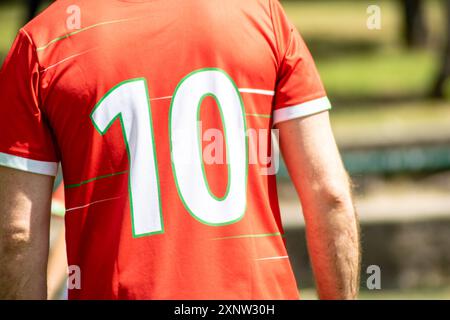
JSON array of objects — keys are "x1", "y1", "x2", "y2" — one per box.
[{"x1": 91, "y1": 69, "x2": 248, "y2": 238}]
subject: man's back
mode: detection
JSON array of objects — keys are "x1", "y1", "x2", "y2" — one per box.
[{"x1": 0, "y1": 0, "x2": 331, "y2": 299}]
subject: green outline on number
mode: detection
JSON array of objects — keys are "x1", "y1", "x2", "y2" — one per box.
[
  {"x1": 90, "y1": 78, "x2": 164, "y2": 238},
  {"x1": 169, "y1": 68, "x2": 249, "y2": 227},
  {"x1": 197, "y1": 93, "x2": 231, "y2": 201}
]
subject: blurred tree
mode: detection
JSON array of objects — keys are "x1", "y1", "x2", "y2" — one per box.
[
  {"x1": 402, "y1": 0, "x2": 428, "y2": 48},
  {"x1": 432, "y1": 0, "x2": 450, "y2": 99},
  {"x1": 26, "y1": 0, "x2": 43, "y2": 23}
]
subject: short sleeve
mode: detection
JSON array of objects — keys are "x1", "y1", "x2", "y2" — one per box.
[
  {"x1": 0, "y1": 30, "x2": 59, "y2": 176},
  {"x1": 270, "y1": 0, "x2": 331, "y2": 125}
]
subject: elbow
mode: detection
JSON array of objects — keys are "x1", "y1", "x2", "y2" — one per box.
[
  {"x1": 314, "y1": 179, "x2": 354, "y2": 211},
  {"x1": 0, "y1": 225, "x2": 32, "y2": 257},
  {"x1": 324, "y1": 187, "x2": 353, "y2": 211}
]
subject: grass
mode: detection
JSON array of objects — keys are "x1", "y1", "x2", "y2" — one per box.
[
  {"x1": 330, "y1": 100, "x2": 450, "y2": 146},
  {"x1": 332, "y1": 101, "x2": 450, "y2": 129},
  {"x1": 284, "y1": 0, "x2": 445, "y2": 46},
  {"x1": 318, "y1": 49, "x2": 438, "y2": 100},
  {"x1": 283, "y1": 0, "x2": 446, "y2": 102},
  {"x1": 0, "y1": 3, "x2": 23, "y2": 55},
  {"x1": 285, "y1": 1, "x2": 400, "y2": 46}
]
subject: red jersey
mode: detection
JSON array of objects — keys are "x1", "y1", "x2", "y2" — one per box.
[{"x1": 0, "y1": 0, "x2": 330, "y2": 299}]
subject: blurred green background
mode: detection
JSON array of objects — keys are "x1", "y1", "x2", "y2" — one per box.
[
  {"x1": 280, "y1": 0, "x2": 450, "y2": 300},
  {"x1": 0, "y1": 0, "x2": 449, "y2": 300}
]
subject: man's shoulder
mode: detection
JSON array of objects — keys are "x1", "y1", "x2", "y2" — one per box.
[{"x1": 22, "y1": 0, "x2": 97, "y2": 49}]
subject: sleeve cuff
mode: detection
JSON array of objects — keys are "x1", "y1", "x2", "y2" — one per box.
[
  {"x1": 0, "y1": 152, "x2": 59, "y2": 176},
  {"x1": 273, "y1": 97, "x2": 332, "y2": 125}
]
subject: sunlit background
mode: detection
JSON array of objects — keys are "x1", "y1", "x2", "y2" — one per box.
[{"x1": 0, "y1": 0, "x2": 449, "y2": 299}]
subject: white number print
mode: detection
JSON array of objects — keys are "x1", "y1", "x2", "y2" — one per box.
[
  {"x1": 91, "y1": 69, "x2": 248, "y2": 237},
  {"x1": 170, "y1": 69, "x2": 248, "y2": 226},
  {"x1": 91, "y1": 79, "x2": 163, "y2": 237}
]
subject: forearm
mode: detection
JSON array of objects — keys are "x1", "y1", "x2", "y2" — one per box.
[
  {"x1": 303, "y1": 192, "x2": 360, "y2": 300},
  {"x1": 276, "y1": 112, "x2": 361, "y2": 299},
  {"x1": 0, "y1": 244, "x2": 48, "y2": 299},
  {"x1": 0, "y1": 167, "x2": 53, "y2": 300},
  {"x1": 0, "y1": 213, "x2": 49, "y2": 299}
]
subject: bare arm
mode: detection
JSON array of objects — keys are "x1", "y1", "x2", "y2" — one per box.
[
  {"x1": 0, "y1": 166, "x2": 54, "y2": 300},
  {"x1": 276, "y1": 111, "x2": 360, "y2": 300}
]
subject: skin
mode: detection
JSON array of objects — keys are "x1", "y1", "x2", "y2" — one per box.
[
  {"x1": 0, "y1": 111, "x2": 359, "y2": 300},
  {"x1": 0, "y1": 166, "x2": 53, "y2": 300},
  {"x1": 276, "y1": 111, "x2": 360, "y2": 299}
]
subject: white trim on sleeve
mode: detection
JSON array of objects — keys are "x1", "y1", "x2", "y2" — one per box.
[
  {"x1": 273, "y1": 97, "x2": 332, "y2": 125},
  {"x1": 0, "y1": 152, "x2": 58, "y2": 176}
]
